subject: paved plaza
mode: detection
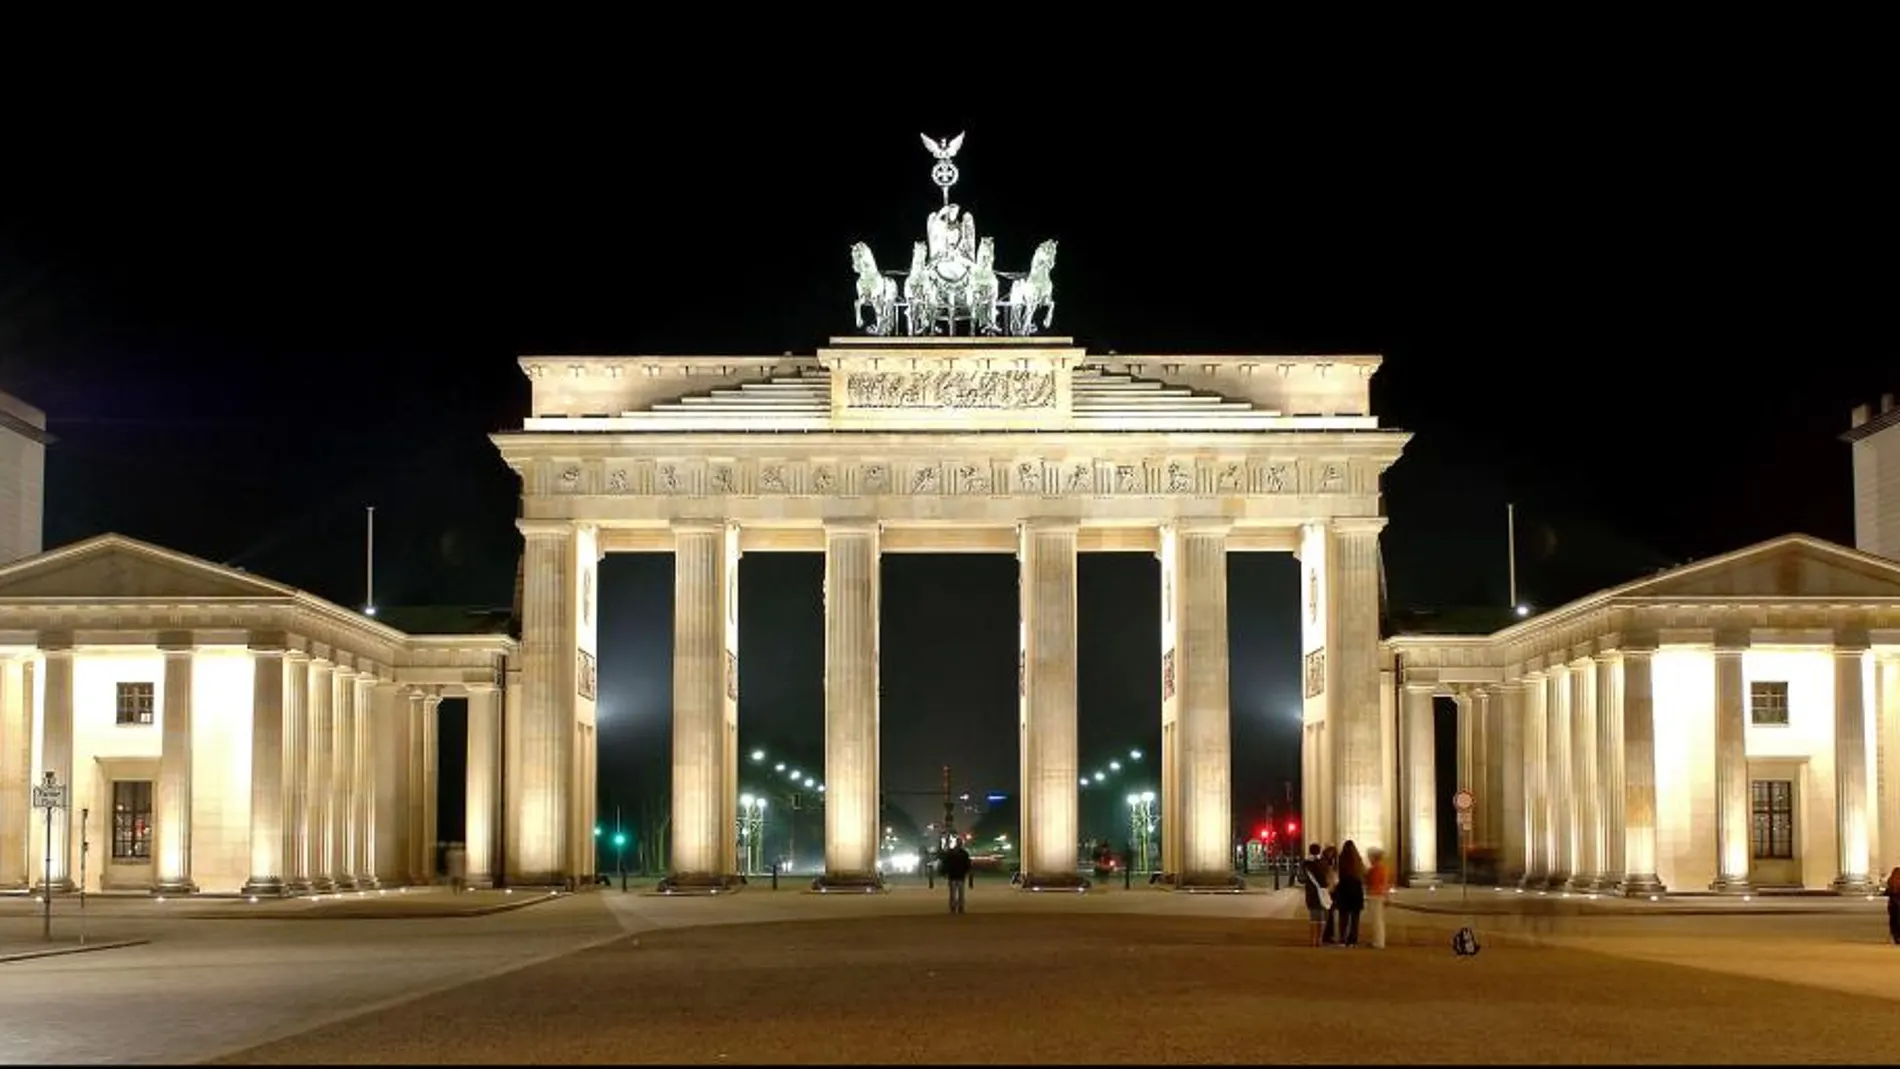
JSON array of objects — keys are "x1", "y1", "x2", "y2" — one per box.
[{"x1": 3, "y1": 885, "x2": 1899, "y2": 1064}]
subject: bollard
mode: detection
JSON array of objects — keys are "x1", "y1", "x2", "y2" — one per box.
[
  {"x1": 1273, "y1": 864, "x2": 1281, "y2": 891},
  {"x1": 1124, "y1": 865, "x2": 1131, "y2": 890},
  {"x1": 771, "y1": 863, "x2": 779, "y2": 892}
]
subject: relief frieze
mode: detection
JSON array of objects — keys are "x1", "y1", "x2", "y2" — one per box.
[{"x1": 844, "y1": 369, "x2": 1057, "y2": 410}]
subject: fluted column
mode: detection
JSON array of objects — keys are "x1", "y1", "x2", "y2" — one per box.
[
  {"x1": 1521, "y1": 670, "x2": 1548, "y2": 888},
  {"x1": 1498, "y1": 682, "x2": 1526, "y2": 884},
  {"x1": 1546, "y1": 669, "x2": 1573, "y2": 888},
  {"x1": 1596, "y1": 653, "x2": 1626, "y2": 891},
  {"x1": 1834, "y1": 637, "x2": 1873, "y2": 893},
  {"x1": 1018, "y1": 521, "x2": 1082, "y2": 889},
  {"x1": 509, "y1": 520, "x2": 576, "y2": 886},
  {"x1": 405, "y1": 690, "x2": 426, "y2": 883},
  {"x1": 1455, "y1": 688, "x2": 1476, "y2": 848},
  {"x1": 1620, "y1": 640, "x2": 1665, "y2": 894},
  {"x1": 666, "y1": 521, "x2": 739, "y2": 887},
  {"x1": 242, "y1": 639, "x2": 287, "y2": 896},
  {"x1": 154, "y1": 638, "x2": 197, "y2": 893},
  {"x1": 371, "y1": 681, "x2": 405, "y2": 886},
  {"x1": 0, "y1": 659, "x2": 30, "y2": 889},
  {"x1": 1710, "y1": 635, "x2": 1751, "y2": 892},
  {"x1": 36, "y1": 643, "x2": 75, "y2": 892},
  {"x1": 280, "y1": 652, "x2": 310, "y2": 891},
  {"x1": 819, "y1": 521, "x2": 882, "y2": 888},
  {"x1": 465, "y1": 682, "x2": 502, "y2": 888},
  {"x1": 1568, "y1": 660, "x2": 1601, "y2": 891},
  {"x1": 1477, "y1": 688, "x2": 1502, "y2": 854},
  {"x1": 421, "y1": 692, "x2": 440, "y2": 883},
  {"x1": 306, "y1": 659, "x2": 335, "y2": 891},
  {"x1": 1331, "y1": 519, "x2": 1387, "y2": 853},
  {"x1": 351, "y1": 674, "x2": 375, "y2": 887},
  {"x1": 1163, "y1": 521, "x2": 1236, "y2": 888},
  {"x1": 1403, "y1": 683, "x2": 1437, "y2": 883},
  {"x1": 1878, "y1": 658, "x2": 1900, "y2": 876},
  {"x1": 330, "y1": 668, "x2": 357, "y2": 889}
]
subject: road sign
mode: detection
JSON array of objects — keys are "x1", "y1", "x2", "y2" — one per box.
[
  {"x1": 31, "y1": 783, "x2": 67, "y2": 810},
  {"x1": 1456, "y1": 810, "x2": 1474, "y2": 831},
  {"x1": 1452, "y1": 788, "x2": 1474, "y2": 813}
]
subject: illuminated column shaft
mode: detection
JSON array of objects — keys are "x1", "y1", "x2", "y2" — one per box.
[
  {"x1": 1569, "y1": 661, "x2": 1601, "y2": 891},
  {"x1": 670, "y1": 522, "x2": 738, "y2": 881},
  {"x1": 1879, "y1": 659, "x2": 1900, "y2": 875},
  {"x1": 37, "y1": 644, "x2": 75, "y2": 892},
  {"x1": 1403, "y1": 684, "x2": 1436, "y2": 882},
  {"x1": 1834, "y1": 639, "x2": 1873, "y2": 893},
  {"x1": 421, "y1": 693, "x2": 441, "y2": 882},
  {"x1": 331, "y1": 669, "x2": 357, "y2": 889},
  {"x1": 1331, "y1": 520, "x2": 1386, "y2": 852},
  {"x1": 243, "y1": 642, "x2": 287, "y2": 896},
  {"x1": 1497, "y1": 683, "x2": 1526, "y2": 883},
  {"x1": 1546, "y1": 670, "x2": 1573, "y2": 887},
  {"x1": 371, "y1": 682, "x2": 405, "y2": 886},
  {"x1": 1169, "y1": 522, "x2": 1234, "y2": 887},
  {"x1": 1479, "y1": 689, "x2": 1503, "y2": 853},
  {"x1": 1710, "y1": 638, "x2": 1751, "y2": 891},
  {"x1": 1456, "y1": 689, "x2": 1477, "y2": 846},
  {"x1": 1596, "y1": 654, "x2": 1626, "y2": 889},
  {"x1": 822, "y1": 521, "x2": 881, "y2": 883},
  {"x1": 508, "y1": 521, "x2": 577, "y2": 886},
  {"x1": 1521, "y1": 672, "x2": 1548, "y2": 887},
  {"x1": 350, "y1": 675, "x2": 375, "y2": 886},
  {"x1": 1620, "y1": 643, "x2": 1665, "y2": 894},
  {"x1": 466, "y1": 683, "x2": 502, "y2": 888},
  {"x1": 1019, "y1": 521, "x2": 1080, "y2": 887},
  {"x1": 0, "y1": 659, "x2": 29, "y2": 889},
  {"x1": 306, "y1": 660, "x2": 335, "y2": 891},
  {"x1": 155, "y1": 641, "x2": 197, "y2": 893},
  {"x1": 281, "y1": 652, "x2": 310, "y2": 891}
]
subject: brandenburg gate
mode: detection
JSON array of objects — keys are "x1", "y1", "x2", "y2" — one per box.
[{"x1": 490, "y1": 136, "x2": 1409, "y2": 890}]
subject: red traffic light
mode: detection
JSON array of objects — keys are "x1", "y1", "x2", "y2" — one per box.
[
  {"x1": 1256, "y1": 826, "x2": 1271, "y2": 841},
  {"x1": 1285, "y1": 819, "x2": 1299, "y2": 837}
]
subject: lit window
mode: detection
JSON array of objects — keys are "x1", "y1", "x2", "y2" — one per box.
[
  {"x1": 1749, "y1": 681, "x2": 1789, "y2": 726},
  {"x1": 112, "y1": 780, "x2": 155, "y2": 861},
  {"x1": 116, "y1": 682, "x2": 155, "y2": 726}
]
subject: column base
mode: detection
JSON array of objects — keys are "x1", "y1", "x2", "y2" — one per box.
[
  {"x1": 1174, "y1": 872, "x2": 1245, "y2": 893},
  {"x1": 1708, "y1": 875, "x2": 1753, "y2": 894},
  {"x1": 241, "y1": 876, "x2": 288, "y2": 897},
  {"x1": 655, "y1": 872, "x2": 746, "y2": 895},
  {"x1": 31, "y1": 879, "x2": 76, "y2": 895},
  {"x1": 1018, "y1": 872, "x2": 1090, "y2": 893},
  {"x1": 1406, "y1": 871, "x2": 1442, "y2": 888},
  {"x1": 1562, "y1": 874, "x2": 1601, "y2": 894},
  {"x1": 309, "y1": 877, "x2": 337, "y2": 893},
  {"x1": 811, "y1": 873, "x2": 886, "y2": 894},
  {"x1": 153, "y1": 878, "x2": 199, "y2": 895},
  {"x1": 1619, "y1": 873, "x2": 1667, "y2": 897},
  {"x1": 352, "y1": 875, "x2": 382, "y2": 891},
  {"x1": 1831, "y1": 874, "x2": 1876, "y2": 895},
  {"x1": 285, "y1": 879, "x2": 312, "y2": 894}
]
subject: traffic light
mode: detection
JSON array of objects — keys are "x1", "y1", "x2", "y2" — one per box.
[
  {"x1": 612, "y1": 832, "x2": 628, "y2": 849},
  {"x1": 1285, "y1": 819, "x2": 1299, "y2": 838},
  {"x1": 1255, "y1": 825, "x2": 1272, "y2": 842}
]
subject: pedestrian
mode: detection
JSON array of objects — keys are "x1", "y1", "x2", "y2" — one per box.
[
  {"x1": 1301, "y1": 843, "x2": 1333, "y2": 947},
  {"x1": 1885, "y1": 867, "x2": 1900, "y2": 944},
  {"x1": 1365, "y1": 847, "x2": 1393, "y2": 949},
  {"x1": 1333, "y1": 840, "x2": 1367, "y2": 947},
  {"x1": 1319, "y1": 844, "x2": 1340, "y2": 944},
  {"x1": 941, "y1": 838, "x2": 974, "y2": 914}
]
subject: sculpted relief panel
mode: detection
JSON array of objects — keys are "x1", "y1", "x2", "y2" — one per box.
[{"x1": 844, "y1": 370, "x2": 1057, "y2": 410}]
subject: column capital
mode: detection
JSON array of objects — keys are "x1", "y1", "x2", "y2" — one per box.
[
  {"x1": 285, "y1": 648, "x2": 312, "y2": 665},
  {"x1": 516, "y1": 518, "x2": 576, "y2": 539},
  {"x1": 1835, "y1": 626, "x2": 1871, "y2": 654},
  {"x1": 38, "y1": 637, "x2": 74, "y2": 655},
  {"x1": 1331, "y1": 516, "x2": 1388, "y2": 537},
  {"x1": 670, "y1": 518, "x2": 731, "y2": 537},
  {"x1": 1402, "y1": 680, "x2": 1437, "y2": 696},
  {"x1": 247, "y1": 630, "x2": 289, "y2": 654},
  {"x1": 465, "y1": 681, "x2": 501, "y2": 695},
  {"x1": 1019, "y1": 518, "x2": 1081, "y2": 534},
  {"x1": 1713, "y1": 627, "x2": 1751, "y2": 653},
  {"x1": 1170, "y1": 519, "x2": 1232, "y2": 538},
  {"x1": 824, "y1": 519, "x2": 881, "y2": 537},
  {"x1": 157, "y1": 631, "x2": 195, "y2": 653},
  {"x1": 1618, "y1": 632, "x2": 1660, "y2": 656}
]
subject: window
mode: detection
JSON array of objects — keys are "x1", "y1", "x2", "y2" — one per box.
[
  {"x1": 1749, "y1": 681, "x2": 1789, "y2": 726},
  {"x1": 1750, "y1": 779, "x2": 1794, "y2": 860},
  {"x1": 116, "y1": 682, "x2": 155, "y2": 726},
  {"x1": 112, "y1": 780, "x2": 154, "y2": 861}
]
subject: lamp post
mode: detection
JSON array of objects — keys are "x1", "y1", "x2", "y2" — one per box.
[
  {"x1": 30, "y1": 770, "x2": 68, "y2": 941},
  {"x1": 612, "y1": 830, "x2": 628, "y2": 892},
  {"x1": 1126, "y1": 790, "x2": 1157, "y2": 875}
]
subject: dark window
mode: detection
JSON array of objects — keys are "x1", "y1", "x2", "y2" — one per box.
[
  {"x1": 1750, "y1": 779, "x2": 1794, "y2": 860},
  {"x1": 112, "y1": 780, "x2": 154, "y2": 861},
  {"x1": 1749, "y1": 681, "x2": 1789, "y2": 726},
  {"x1": 116, "y1": 682, "x2": 155, "y2": 726}
]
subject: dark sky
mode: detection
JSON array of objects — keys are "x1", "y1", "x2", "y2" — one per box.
[{"x1": 1, "y1": 82, "x2": 1890, "y2": 840}]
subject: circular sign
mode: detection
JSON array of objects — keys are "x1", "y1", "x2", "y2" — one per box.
[{"x1": 1453, "y1": 788, "x2": 1475, "y2": 812}]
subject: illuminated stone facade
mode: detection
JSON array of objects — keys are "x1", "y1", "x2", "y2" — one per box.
[
  {"x1": 0, "y1": 535, "x2": 513, "y2": 894},
  {"x1": 0, "y1": 390, "x2": 47, "y2": 567},
  {"x1": 1385, "y1": 535, "x2": 1900, "y2": 894},
  {"x1": 493, "y1": 336, "x2": 1409, "y2": 888}
]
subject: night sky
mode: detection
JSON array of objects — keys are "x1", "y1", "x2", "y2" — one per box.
[{"x1": 1, "y1": 89, "x2": 1890, "y2": 842}]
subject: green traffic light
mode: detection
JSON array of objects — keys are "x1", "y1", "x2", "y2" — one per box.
[
  {"x1": 612, "y1": 832, "x2": 628, "y2": 847},
  {"x1": 593, "y1": 825, "x2": 602, "y2": 837}
]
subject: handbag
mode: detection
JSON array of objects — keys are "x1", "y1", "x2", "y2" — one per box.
[{"x1": 1306, "y1": 868, "x2": 1333, "y2": 911}]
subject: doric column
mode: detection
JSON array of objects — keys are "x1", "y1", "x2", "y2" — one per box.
[
  {"x1": 1595, "y1": 653, "x2": 1626, "y2": 891},
  {"x1": 1833, "y1": 636, "x2": 1874, "y2": 893},
  {"x1": 370, "y1": 680, "x2": 405, "y2": 887},
  {"x1": 819, "y1": 520, "x2": 882, "y2": 889},
  {"x1": 1710, "y1": 633, "x2": 1751, "y2": 892},
  {"x1": 1546, "y1": 668, "x2": 1573, "y2": 888},
  {"x1": 1402, "y1": 683, "x2": 1437, "y2": 883},
  {"x1": 1018, "y1": 520, "x2": 1083, "y2": 889},
  {"x1": 154, "y1": 636, "x2": 197, "y2": 893},
  {"x1": 1568, "y1": 660, "x2": 1601, "y2": 891},
  {"x1": 465, "y1": 682, "x2": 502, "y2": 888},
  {"x1": 0, "y1": 658, "x2": 30, "y2": 889},
  {"x1": 1477, "y1": 688, "x2": 1502, "y2": 854},
  {"x1": 421, "y1": 692, "x2": 441, "y2": 883},
  {"x1": 509, "y1": 520, "x2": 577, "y2": 886},
  {"x1": 242, "y1": 638, "x2": 287, "y2": 896},
  {"x1": 280, "y1": 651, "x2": 310, "y2": 891},
  {"x1": 306, "y1": 658, "x2": 335, "y2": 891},
  {"x1": 1331, "y1": 519, "x2": 1387, "y2": 853},
  {"x1": 1162, "y1": 521, "x2": 1236, "y2": 888},
  {"x1": 330, "y1": 667, "x2": 357, "y2": 889},
  {"x1": 36, "y1": 641, "x2": 75, "y2": 892},
  {"x1": 1497, "y1": 682, "x2": 1526, "y2": 884},
  {"x1": 351, "y1": 673, "x2": 375, "y2": 887},
  {"x1": 1620, "y1": 639, "x2": 1665, "y2": 894},
  {"x1": 1521, "y1": 670, "x2": 1548, "y2": 888},
  {"x1": 1878, "y1": 658, "x2": 1900, "y2": 876},
  {"x1": 1455, "y1": 688, "x2": 1477, "y2": 846},
  {"x1": 665, "y1": 521, "x2": 739, "y2": 888}
]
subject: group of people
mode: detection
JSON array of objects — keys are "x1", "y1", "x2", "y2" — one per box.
[{"x1": 1301, "y1": 840, "x2": 1393, "y2": 948}]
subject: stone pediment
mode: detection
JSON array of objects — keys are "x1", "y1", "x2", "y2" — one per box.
[
  {"x1": 0, "y1": 534, "x2": 298, "y2": 601},
  {"x1": 1613, "y1": 535, "x2": 1900, "y2": 600}
]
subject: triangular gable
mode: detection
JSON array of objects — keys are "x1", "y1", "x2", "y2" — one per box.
[
  {"x1": 0, "y1": 534, "x2": 299, "y2": 601},
  {"x1": 1611, "y1": 534, "x2": 1900, "y2": 600}
]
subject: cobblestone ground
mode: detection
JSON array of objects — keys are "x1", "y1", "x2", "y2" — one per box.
[{"x1": 215, "y1": 907, "x2": 1900, "y2": 1065}]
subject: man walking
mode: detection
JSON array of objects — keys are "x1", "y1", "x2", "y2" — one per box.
[{"x1": 941, "y1": 839, "x2": 974, "y2": 914}]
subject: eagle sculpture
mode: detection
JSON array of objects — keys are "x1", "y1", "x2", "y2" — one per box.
[{"x1": 920, "y1": 132, "x2": 965, "y2": 160}]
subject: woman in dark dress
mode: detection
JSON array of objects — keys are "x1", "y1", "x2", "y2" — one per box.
[{"x1": 1333, "y1": 840, "x2": 1368, "y2": 947}]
